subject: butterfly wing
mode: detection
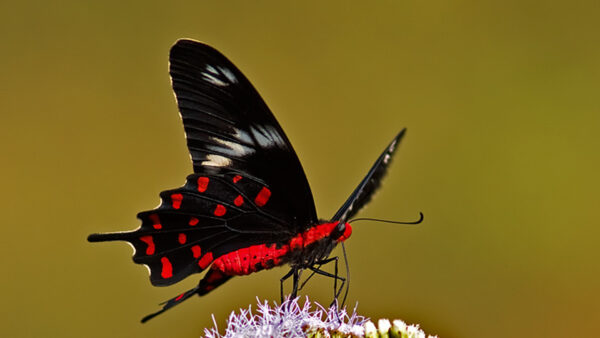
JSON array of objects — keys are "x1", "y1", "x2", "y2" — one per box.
[
  {"x1": 332, "y1": 129, "x2": 406, "y2": 223},
  {"x1": 170, "y1": 39, "x2": 317, "y2": 231},
  {"x1": 88, "y1": 172, "x2": 285, "y2": 286},
  {"x1": 89, "y1": 40, "x2": 319, "y2": 287}
]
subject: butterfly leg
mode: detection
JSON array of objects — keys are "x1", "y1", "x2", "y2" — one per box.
[
  {"x1": 307, "y1": 257, "x2": 346, "y2": 305},
  {"x1": 280, "y1": 268, "x2": 295, "y2": 302},
  {"x1": 291, "y1": 268, "x2": 301, "y2": 298},
  {"x1": 299, "y1": 256, "x2": 338, "y2": 291}
]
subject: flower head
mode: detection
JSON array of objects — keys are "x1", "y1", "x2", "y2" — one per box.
[{"x1": 204, "y1": 297, "x2": 367, "y2": 337}]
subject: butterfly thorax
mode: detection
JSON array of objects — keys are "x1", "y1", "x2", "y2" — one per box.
[{"x1": 211, "y1": 221, "x2": 352, "y2": 276}]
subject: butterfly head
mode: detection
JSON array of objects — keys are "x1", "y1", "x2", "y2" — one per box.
[{"x1": 332, "y1": 222, "x2": 352, "y2": 242}]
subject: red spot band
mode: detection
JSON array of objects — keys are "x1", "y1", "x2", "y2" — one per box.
[
  {"x1": 214, "y1": 204, "x2": 227, "y2": 217},
  {"x1": 191, "y1": 245, "x2": 202, "y2": 258},
  {"x1": 171, "y1": 193, "x2": 183, "y2": 209},
  {"x1": 197, "y1": 177, "x2": 209, "y2": 192},
  {"x1": 232, "y1": 175, "x2": 242, "y2": 183},
  {"x1": 189, "y1": 217, "x2": 199, "y2": 226},
  {"x1": 139, "y1": 236, "x2": 155, "y2": 255},
  {"x1": 198, "y1": 252, "x2": 213, "y2": 269},
  {"x1": 254, "y1": 187, "x2": 271, "y2": 207},
  {"x1": 161, "y1": 257, "x2": 173, "y2": 279},
  {"x1": 234, "y1": 195, "x2": 244, "y2": 206},
  {"x1": 178, "y1": 233, "x2": 187, "y2": 244}
]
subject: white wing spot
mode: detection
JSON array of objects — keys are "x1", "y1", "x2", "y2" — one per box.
[
  {"x1": 201, "y1": 154, "x2": 232, "y2": 167},
  {"x1": 206, "y1": 64, "x2": 218, "y2": 75},
  {"x1": 233, "y1": 127, "x2": 253, "y2": 144},
  {"x1": 202, "y1": 72, "x2": 228, "y2": 87},
  {"x1": 210, "y1": 136, "x2": 254, "y2": 157},
  {"x1": 250, "y1": 124, "x2": 286, "y2": 148},
  {"x1": 219, "y1": 66, "x2": 238, "y2": 83},
  {"x1": 384, "y1": 154, "x2": 391, "y2": 164}
]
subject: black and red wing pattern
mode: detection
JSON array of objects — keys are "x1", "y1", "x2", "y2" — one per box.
[
  {"x1": 88, "y1": 39, "x2": 409, "y2": 322},
  {"x1": 332, "y1": 129, "x2": 406, "y2": 223},
  {"x1": 88, "y1": 172, "x2": 289, "y2": 286},
  {"x1": 170, "y1": 39, "x2": 318, "y2": 232},
  {"x1": 89, "y1": 39, "x2": 321, "y2": 287}
]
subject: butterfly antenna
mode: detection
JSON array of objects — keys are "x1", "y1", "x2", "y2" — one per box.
[{"x1": 349, "y1": 212, "x2": 424, "y2": 225}]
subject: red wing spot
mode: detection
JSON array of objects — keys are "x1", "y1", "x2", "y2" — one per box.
[
  {"x1": 189, "y1": 217, "x2": 199, "y2": 226},
  {"x1": 191, "y1": 245, "x2": 202, "y2": 258},
  {"x1": 254, "y1": 187, "x2": 271, "y2": 207},
  {"x1": 175, "y1": 293, "x2": 185, "y2": 301},
  {"x1": 198, "y1": 252, "x2": 213, "y2": 269},
  {"x1": 204, "y1": 285, "x2": 215, "y2": 292},
  {"x1": 214, "y1": 204, "x2": 227, "y2": 217},
  {"x1": 139, "y1": 236, "x2": 155, "y2": 255},
  {"x1": 234, "y1": 195, "x2": 244, "y2": 207},
  {"x1": 149, "y1": 214, "x2": 162, "y2": 230},
  {"x1": 197, "y1": 177, "x2": 209, "y2": 192},
  {"x1": 160, "y1": 257, "x2": 173, "y2": 279},
  {"x1": 171, "y1": 193, "x2": 183, "y2": 209},
  {"x1": 232, "y1": 175, "x2": 242, "y2": 183},
  {"x1": 178, "y1": 233, "x2": 187, "y2": 245}
]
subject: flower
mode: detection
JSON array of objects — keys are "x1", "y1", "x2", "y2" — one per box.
[
  {"x1": 204, "y1": 297, "x2": 366, "y2": 337},
  {"x1": 204, "y1": 297, "x2": 437, "y2": 337}
]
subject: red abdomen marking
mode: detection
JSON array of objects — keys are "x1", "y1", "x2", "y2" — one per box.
[
  {"x1": 303, "y1": 222, "x2": 338, "y2": 246},
  {"x1": 211, "y1": 222, "x2": 350, "y2": 277},
  {"x1": 171, "y1": 193, "x2": 183, "y2": 209},
  {"x1": 139, "y1": 236, "x2": 155, "y2": 255},
  {"x1": 213, "y1": 243, "x2": 290, "y2": 276},
  {"x1": 160, "y1": 257, "x2": 173, "y2": 279},
  {"x1": 254, "y1": 187, "x2": 271, "y2": 206},
  {"x1": 197, "y1": 177, "x2": 209, "y2": 192}
]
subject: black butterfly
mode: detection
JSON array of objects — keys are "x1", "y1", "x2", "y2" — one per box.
[{"x1": 88, "y1": 39, "x2": 409, "y2": 322}]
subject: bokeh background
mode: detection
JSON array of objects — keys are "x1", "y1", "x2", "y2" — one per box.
[{"x1": 1, "y1": 1, "x2": 599, "y2": 337}]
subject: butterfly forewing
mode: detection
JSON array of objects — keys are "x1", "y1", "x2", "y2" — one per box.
[
  {"x1": 169, "y1": 40, "x2": 318, "y2": 231},
  {"x1": 332, "y1": 129, "x2": 406, "y2": 223}
]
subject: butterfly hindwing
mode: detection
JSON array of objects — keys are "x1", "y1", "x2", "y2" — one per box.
[{"x1": 88, "y1": 172, "x2": 294, "y2": 286}]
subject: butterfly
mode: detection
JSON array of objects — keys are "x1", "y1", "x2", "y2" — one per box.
[{"x1": 88, "y1": 39, "x2": 410, "y2": 322}]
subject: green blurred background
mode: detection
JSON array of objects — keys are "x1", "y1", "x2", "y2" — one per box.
[{"x1": 1, "y1": 1, "x2": 599, "y2": 337}]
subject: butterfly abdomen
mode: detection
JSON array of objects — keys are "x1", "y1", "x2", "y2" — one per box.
[
  {"x1": 210, "y1": 221, "x2": 352, "y2": 276},
  {"x1": 212, "y1": 243, "x2": 290, "y2": 275}
]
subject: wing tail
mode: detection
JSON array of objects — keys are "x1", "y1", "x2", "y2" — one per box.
[
  {"x1": 140, "y1": 268, "x2": 232, "y2": 323},
  {"x1": 141, "y1": 285, "x2": 200, "y2": 323}
]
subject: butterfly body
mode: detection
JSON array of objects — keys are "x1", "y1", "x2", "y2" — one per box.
[{"x1": 88, "y1": 39, "x2": 407, "y2": 322}]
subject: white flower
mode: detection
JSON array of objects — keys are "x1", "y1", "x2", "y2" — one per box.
[{"x1": 204, "y1": 297, "x2": 367, "y2": 338}]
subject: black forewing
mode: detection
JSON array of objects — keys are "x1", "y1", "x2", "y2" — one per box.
[
  {"x1": 88, "y1": 173, "x2": 291, "y2": 286},
  {"x1": 332, "y1": 129, "x2": 406, "y2": 223},
  {"x1": 169, "y1": 39, "x2": 318, "y2": 232}
]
